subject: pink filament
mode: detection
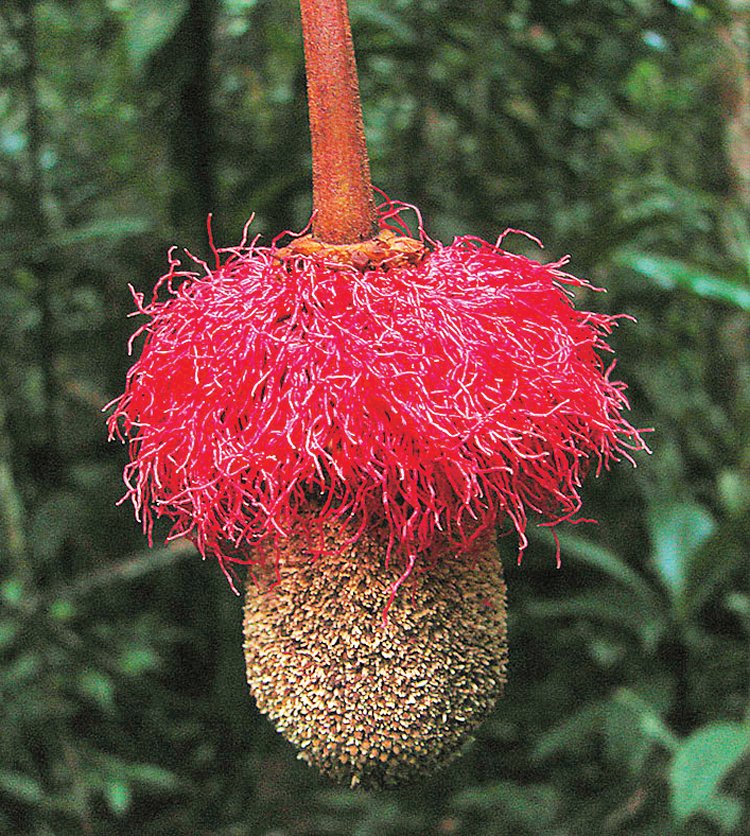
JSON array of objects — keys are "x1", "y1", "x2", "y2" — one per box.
[{"x1": 107, "y1": 204, "x2": 648, "y2": 581}]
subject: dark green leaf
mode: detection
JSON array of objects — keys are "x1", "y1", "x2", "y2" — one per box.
[
  {"x1": 120, "y1": 0, "x2": 190, "y2": 73},
  {"x1": 526, "y1": 588, "x2": 664, "y2": 650},
  {"x1": 612, "y1": 689, "x2": 678, "y2": 751},
  {"x1": 0, "y1": 770, "x2": 43, "y2": 804},
  {"x1": 104, "y1": 780, "x2": 131, "y2": 816},
  {"x1": 551, "y1": 532, "x2": 661, "y2": 608},
  {"x1": 647, "y1": 501, "x2": 716, "y2": 605},
  {"x1": 52, "y1": 217, "x2": 151, "y2": 248},
  {"x1": 452, "y1": 781, "x2": 560, "y2": 829},
  {"x1": 700, "y1": 794, "x2": 743, "y2": 833},
  {"x1": 31, "y1": 491, "x2": 85, "y2": 563},
  {"x1": 532, "y1": 702, "x2": 604, "y2": 762},
  {"x1": 615, "y1": 252, "x2": 750, "y2": 311},
  {"x1": 78, "y1": 671, "x2": 115, "y2": 710},
  {"x1": 124, "y1": 764, "x2": 179, "y2": 791},
  {"x1": 670, "y1": 722, "x2": 750, "y2": 822}
]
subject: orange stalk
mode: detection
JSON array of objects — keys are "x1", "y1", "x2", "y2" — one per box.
[{"x1": 299, "y1": 0, "x2": 377, "y2": 243}]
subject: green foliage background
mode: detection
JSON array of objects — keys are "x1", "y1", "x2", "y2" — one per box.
[{"x1": 1, "y1": 0, "x2": 749, "y2": 833}]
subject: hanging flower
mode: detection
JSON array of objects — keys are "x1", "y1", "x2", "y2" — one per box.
[
  {"x1": 107, "y1": 202, "x2": 646, "y2": 787},
  {"x1": 108, "y1": 0, "x2": 648, "y2": 789}
]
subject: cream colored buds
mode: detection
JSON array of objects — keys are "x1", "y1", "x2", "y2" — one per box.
[{"x1": 242, "y1": 518, "x2": 507, "y2": 789}]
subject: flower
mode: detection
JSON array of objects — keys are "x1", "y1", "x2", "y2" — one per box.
[
  {"x1": 107, "y1": 199, "x2": 646, "y2": 592},
  {"x1": 108, "y1": 197, "x2": 648, "y2": 786}
]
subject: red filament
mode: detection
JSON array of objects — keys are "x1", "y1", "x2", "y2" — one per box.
[{"x1": 108, "y1": 203, "x2": 647, "y2": 580}]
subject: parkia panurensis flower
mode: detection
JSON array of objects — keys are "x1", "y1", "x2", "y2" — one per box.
[{"x1": 108, "y1": 203, "x2": 646, "y2": 788}]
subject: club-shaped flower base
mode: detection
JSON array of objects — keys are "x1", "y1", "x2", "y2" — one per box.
[{"x1": 242, "y1": 518, "x2": 508, "y2": 789}]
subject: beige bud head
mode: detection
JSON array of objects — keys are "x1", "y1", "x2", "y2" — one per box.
[{"x1": 242, "y1": 518, "x2": 508, "y2": 789}]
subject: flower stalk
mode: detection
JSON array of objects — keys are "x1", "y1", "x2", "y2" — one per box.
[{"x1": 299, "y1": 0, "x2": 378, "y2": 243}]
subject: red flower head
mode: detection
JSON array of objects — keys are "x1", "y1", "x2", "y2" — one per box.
[{"x1": 107, "y1": 198, "x2": 646, "y2": 591}]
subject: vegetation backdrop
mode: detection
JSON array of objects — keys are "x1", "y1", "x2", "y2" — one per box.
[{"x1": 1, "y1": 0, "x2": 749, "y2": 833}]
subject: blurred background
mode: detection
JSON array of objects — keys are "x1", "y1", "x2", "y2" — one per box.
[{"x1": 1, "y1": 0, "x2": 749, "y2": 833}]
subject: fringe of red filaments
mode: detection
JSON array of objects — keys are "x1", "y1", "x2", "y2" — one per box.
[{"x1": 107, "y1": 204, "x2": 648, "y2": 585}]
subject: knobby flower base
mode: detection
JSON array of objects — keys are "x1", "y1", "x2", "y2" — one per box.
[
  {"x1": 108, "y1": 199, "x2": 647, "y2": 786},
  {"x1": 242, "y1": 513, "x2": 507, "y2": 788}
]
